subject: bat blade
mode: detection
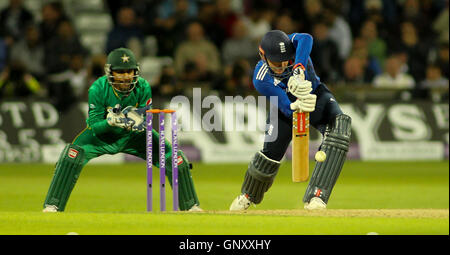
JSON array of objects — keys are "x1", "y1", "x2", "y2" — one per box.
[{"x1": 292, "y1": 111, "x2": 310, "y2": 182}]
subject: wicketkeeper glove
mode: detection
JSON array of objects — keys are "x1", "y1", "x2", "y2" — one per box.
[
  {"x1": 121, "y1": 106, "x2": 146, "y2": 132},
  {"x1": 290, "y1": 94, "x2": 317, "y2": 112},
  {"x1": 106, "y1": 104, "x2": 131, "y2": 129}
]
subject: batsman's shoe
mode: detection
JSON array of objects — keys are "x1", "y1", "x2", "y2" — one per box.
[
  {"x1": 188, "y1": 204, "x2": 204, "y2": 212},
  {"x1": 42, "y1": 205, "x2": 58, "y2": 213},
  {"x1": 229, "y1": 194, "x2": 252, "y2": 211},
  {"x1": 304, "y1": 197, "x2": 327, "y2": 210}
]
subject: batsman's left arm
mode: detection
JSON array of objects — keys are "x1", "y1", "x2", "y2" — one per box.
[{"x1": 289, "y1": 33, "x2": 313, "y2": 74}]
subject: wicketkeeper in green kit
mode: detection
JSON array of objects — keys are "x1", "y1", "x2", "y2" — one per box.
[{"x1": 43, "y1": 48, "x2": 202, "y2": 212}]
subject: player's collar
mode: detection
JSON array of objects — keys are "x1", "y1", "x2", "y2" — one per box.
[{"x1": 111, "y1": 86, "x2": 132, "y2": 99}]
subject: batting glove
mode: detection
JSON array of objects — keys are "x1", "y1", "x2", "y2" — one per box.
[
  {"x1": 290, "y1": 94, "x2": 317, "y2": 113},
  {"x1": 287, "y1": 76, "x2": 312, "y2": 99},
  {"x1": 293, "y1": 67, "x2": 305, "y2": 79}
]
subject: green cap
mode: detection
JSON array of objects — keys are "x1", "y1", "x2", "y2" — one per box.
[{"x1": 106, "y1": 47, "x2": 138, "y2": 70}]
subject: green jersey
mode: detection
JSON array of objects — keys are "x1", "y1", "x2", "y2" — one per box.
[{"x1": 86, "y1": 75, "x2": 152, "y2": 138}]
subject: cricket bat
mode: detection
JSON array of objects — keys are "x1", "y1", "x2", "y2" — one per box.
[{"x1": 292, "y1": 111, "x2": 310, "y2": 182}]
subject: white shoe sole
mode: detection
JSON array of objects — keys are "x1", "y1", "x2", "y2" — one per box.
[
  {"x1": 188, "y1": 205, "x2": 204, "y2": 212},
  {"x1": 42, "y1": 205, "x2": 58, "y2": 212}
]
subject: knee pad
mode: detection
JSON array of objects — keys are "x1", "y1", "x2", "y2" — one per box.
[
  {"x1": 241, "y1": 151, "x2": 281, "y2": 204},
  {"x1": 303, "y1": 114, "x2": 352, "y2": 204}
]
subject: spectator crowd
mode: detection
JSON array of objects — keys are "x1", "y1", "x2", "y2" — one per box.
[{"x1": 0, "y1": 0, "x2": 448, "y2": 111}]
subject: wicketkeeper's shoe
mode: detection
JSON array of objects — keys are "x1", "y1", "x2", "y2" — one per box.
[
  {"x1": 42, "y1": 205, "x2": 58, "y2": 212},
  {"x1": 304, "y1": 197, "x2": 327, "y2": 210},
  {"x1": 229, "y1": 194, "x2": 252, "y2": 211},
  {"x1": 188, "y1": 204, "x2": 204, "y2": 212}
]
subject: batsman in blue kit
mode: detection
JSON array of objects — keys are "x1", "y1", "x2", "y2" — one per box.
[{"x1": 230, "y1": 30, "x2": 352, "y2": 210}]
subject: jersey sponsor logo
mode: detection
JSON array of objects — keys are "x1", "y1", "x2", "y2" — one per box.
[
  {"x1": 68, "y1": 148, "x2": 79, "y2": 159},
  {"x1": 146, "y1": 98, "x2": 152, "y2": 106},
  {"x1": 256, "y1": 63, "x2": 268, "y2": 81},
  {"x1": 177, "y1": 155, "x2": 183, "y2": 165},
  {"x1": 279, "y1": 42, "x2": 286, "y2": 53}
]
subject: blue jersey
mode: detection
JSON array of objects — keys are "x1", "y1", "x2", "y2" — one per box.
[{"x1": 253, "y1": 33, "x2": 321, "y2": 118}]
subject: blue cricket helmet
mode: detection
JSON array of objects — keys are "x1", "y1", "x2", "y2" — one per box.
[{"x1": 259, "y1": 30, "x2": 295, "y2": 79}]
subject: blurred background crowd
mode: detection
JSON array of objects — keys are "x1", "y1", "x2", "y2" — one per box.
[{"x1": 0, "y1": 0, "x2": 448, "y2": 111}]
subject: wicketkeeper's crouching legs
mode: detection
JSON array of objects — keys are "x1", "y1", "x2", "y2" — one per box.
[
  {"x1": 43, "y1": 145, "x2": 200, "y2": 212},
  {"x1": 163, "y1": 150, "x2": 200, "y2": 211},
  {"x1": 43, "y1": 144, "x2": 86, "y2": 211},
  {"x1": 303, "y1": 114, "x2": 352, "y2": 205}
]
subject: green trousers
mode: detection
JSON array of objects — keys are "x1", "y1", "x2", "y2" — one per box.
[
  {"x1": 73, "y1": 127, "x2": 169, "y2": 167},
  {"x1": 43, "y1": 127, "x2": 200, "y2": 211}
]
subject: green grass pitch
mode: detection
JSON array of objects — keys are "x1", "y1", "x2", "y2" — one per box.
[{"x1": 0, "y1": 160, "x2": 448, "y2": 235}]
